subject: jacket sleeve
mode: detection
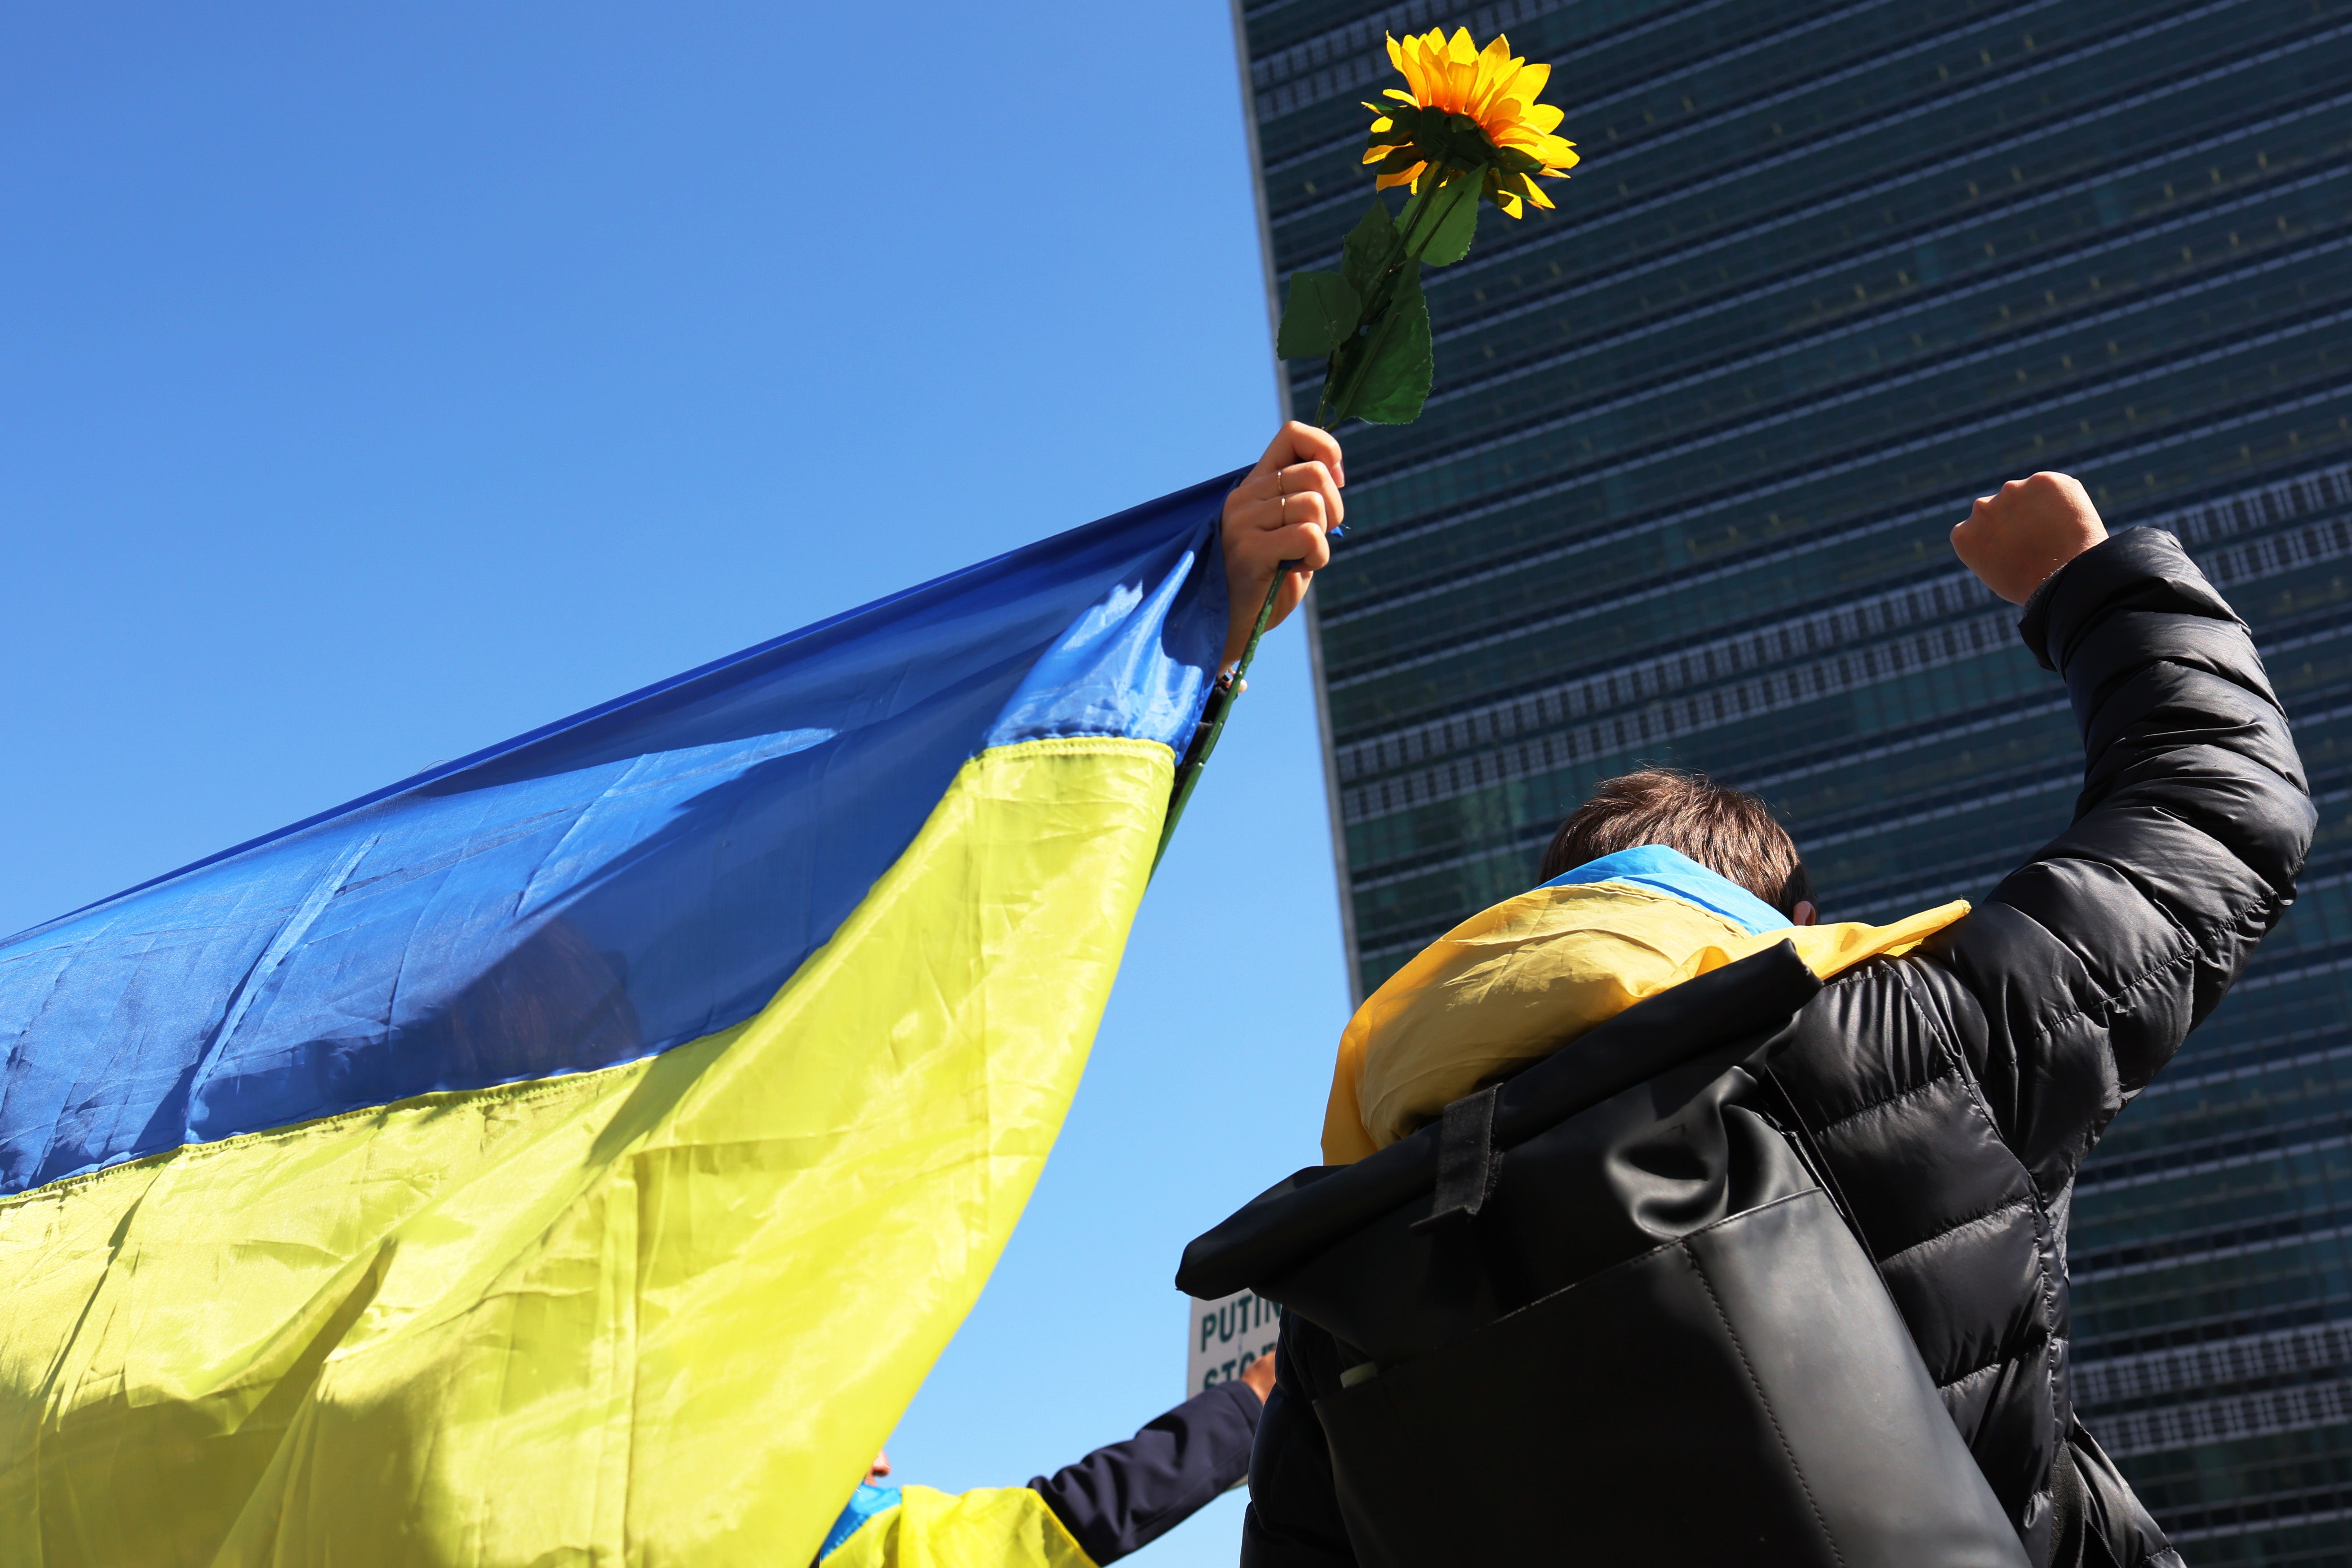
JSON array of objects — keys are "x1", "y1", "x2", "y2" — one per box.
[
  {"x1": 1240, "y1": 1312, "x2": 1360, "y2": 1568},
  {"x1": 1915, "y1": 526, "x2": 2313, "y2": 1188},
  {"x1": 2068, "y1": 1419, "x2": 2183, "y2": 1568},
  {"x1": 1027, "y1": 1380, "x2": 1261, "y2": 1565}
]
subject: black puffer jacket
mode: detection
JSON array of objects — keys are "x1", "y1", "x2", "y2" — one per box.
[{"x1": 1243, "y1": 529, "x2": 2313, "y2": 1568}]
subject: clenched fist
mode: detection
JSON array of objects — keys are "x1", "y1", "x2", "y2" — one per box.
[{"x1": 1952, "y1": 471, "x2": 2109, "y2": 605}]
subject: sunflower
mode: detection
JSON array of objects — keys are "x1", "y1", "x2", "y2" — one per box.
[{"x1": 1361, "y1": 28, "x2": 1578, "y2": 218}]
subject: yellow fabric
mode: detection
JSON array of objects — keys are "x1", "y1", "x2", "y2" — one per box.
[
  {"x1": 1324, "y1": 882, "x2": 1971, "y2": 1163},
  {"x1": 824, "y1": 1486, "x2": 1097, "y2": 1568},
  {"x1": 0, "y1": 736, "x2": 1169, "y2": 1568}
]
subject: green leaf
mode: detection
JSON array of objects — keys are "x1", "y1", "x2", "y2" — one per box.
[
  {"x1": 1336, "y1": 263, "x2": 1433, "y2": 426},
  {"x1": 1418, "y1": 172, "x2": 1484, "y2": 267},
  {"x1": 1274, "y1": 269, "x2": 1362, "y2": 360},
  {"x1": 1340, "y1": 198, "x2": 1398, "y2": 304}
]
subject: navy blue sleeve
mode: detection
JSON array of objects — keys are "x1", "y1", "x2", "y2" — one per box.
[{"x1": 1028, "y1": 1381, "x2": 1263, "y2": 1564}]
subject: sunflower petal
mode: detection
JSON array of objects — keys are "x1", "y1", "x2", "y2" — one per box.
[
  {"x1": 1430, "y1": 58, "x2": 1468, "y2": 111},
  {"x1": 1503, "y1": 129, "x2": 1576, "y2": 167},
  {"x1": 1423, "y1": 58, "x2": 1451, "y2": 104},
  {"x1": 1400, "y1": 35, "x2": 1433, "y2": 100},
  {"x1": 1523, "y1": 102, "x2": 1564, "y2": 134},
  {"x1": 1473, "y1": 35, "x2": 1515, "y2": 111},
  {"x1": 1391, "y1": 32, "x2": 1429, "y2": 102}
]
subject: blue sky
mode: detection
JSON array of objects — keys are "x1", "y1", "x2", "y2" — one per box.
[{"x1": 2, "y1": 4, "x2": 1354, "y2": 1560}]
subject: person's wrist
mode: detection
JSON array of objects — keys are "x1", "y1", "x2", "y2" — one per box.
[
  {"x1": 2016, "y1": 524, "x2": 2127, "y2": 671},
  {"x1": 2028, "y1": 523, "x2": 2107, "y2": 600}
]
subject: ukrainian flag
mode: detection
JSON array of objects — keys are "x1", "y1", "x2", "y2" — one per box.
[{"x1": 0, "y1": 475, "x2": 1232, "y2": 1566}]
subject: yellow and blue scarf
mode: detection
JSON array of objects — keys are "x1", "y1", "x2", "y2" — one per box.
[{"x1": 1323, "y1": 846, "x2": 1970, "y2": 1164}]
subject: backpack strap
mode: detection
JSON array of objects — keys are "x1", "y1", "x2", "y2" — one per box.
[
  {"x1": 1760, "y1": 1066, "x2": 1885, "y2": 1272},
  {"x1": 1410, "y1": 1083, "x2": 1503, "y2": 1231}
]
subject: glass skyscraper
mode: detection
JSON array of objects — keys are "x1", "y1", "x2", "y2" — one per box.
[{"x1": 1230, "y1": 0, "x2": 2352, "y2": 1559}]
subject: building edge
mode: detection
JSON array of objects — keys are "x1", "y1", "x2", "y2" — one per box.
[
  {"x1": 1226, "y1": 0, "x2": 1365, "y2": 1007},
  {"x1": 1300, "y1": 597, "x2": 1362, "y2": 1007}
]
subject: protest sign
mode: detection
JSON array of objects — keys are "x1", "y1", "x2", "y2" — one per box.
[{"x1": 1187, "y1": 1288, "x2": 1282, "y2": 1397}]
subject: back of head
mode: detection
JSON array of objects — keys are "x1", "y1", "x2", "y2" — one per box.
[{"x1": 1541, "y1": 768, "x2": 1811, "y2": 917}]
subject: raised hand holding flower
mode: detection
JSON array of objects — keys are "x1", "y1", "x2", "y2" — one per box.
[
  {"x1": 1220, "y1": 422, "x2": 1343, "y2": 672},
  {"x1": 1157, "y1": 29, "x2": 1578, "y2": 867}
]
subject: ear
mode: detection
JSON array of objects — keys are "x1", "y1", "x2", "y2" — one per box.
[{"x1": 1793, "y1": 900, "x2": 1819, "y2": 927}]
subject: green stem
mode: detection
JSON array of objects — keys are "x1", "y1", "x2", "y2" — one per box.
[
  {"x1": 1322, "y1": 306, "x2": 1406, "y2": 434},
  {"x1": 1322, "y1": 165, "x2": 1466, "y2": 427},
  {"x1": 1152, "y1": 171, "x2": 1471, "y2": 874},
  {"x1": 1393, "y1": 163, "x2": 1462, "y2": 255},
  {"x1": 1152, "y1": 564, "x2": 1288, "y2": 875}
]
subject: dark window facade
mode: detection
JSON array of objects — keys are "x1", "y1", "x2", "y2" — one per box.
[{"x1": 1232, "y1": 0, "x2": 2352, "y2": 1557}]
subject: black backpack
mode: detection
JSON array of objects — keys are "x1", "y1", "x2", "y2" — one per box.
[{"x1": 1179, "y1": 943, "x2": 2031, "y2": 1568}]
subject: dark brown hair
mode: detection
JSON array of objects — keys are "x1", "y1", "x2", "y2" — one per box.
[{"x1": 1539, "y1": 768, "x2": 1813, "y2": 916}]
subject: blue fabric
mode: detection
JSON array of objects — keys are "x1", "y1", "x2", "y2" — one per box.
[
  {"x1": 819, "y1": 1484, "x2": 904, "y2": 1559},
  {"x1": 0, "y1": 471, "x2": 1235, "y2": 1197},
  {"x1": 1540, "y1": 844, "x2": 1790, "y2": 936},
  {"x1": 985, "y1": 510, "x2": 1223, "y2": 751}
]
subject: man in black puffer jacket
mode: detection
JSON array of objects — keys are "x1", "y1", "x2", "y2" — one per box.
[{"x1": 1240, "y1": 473, "x2": 2314, "y2": 1568}]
